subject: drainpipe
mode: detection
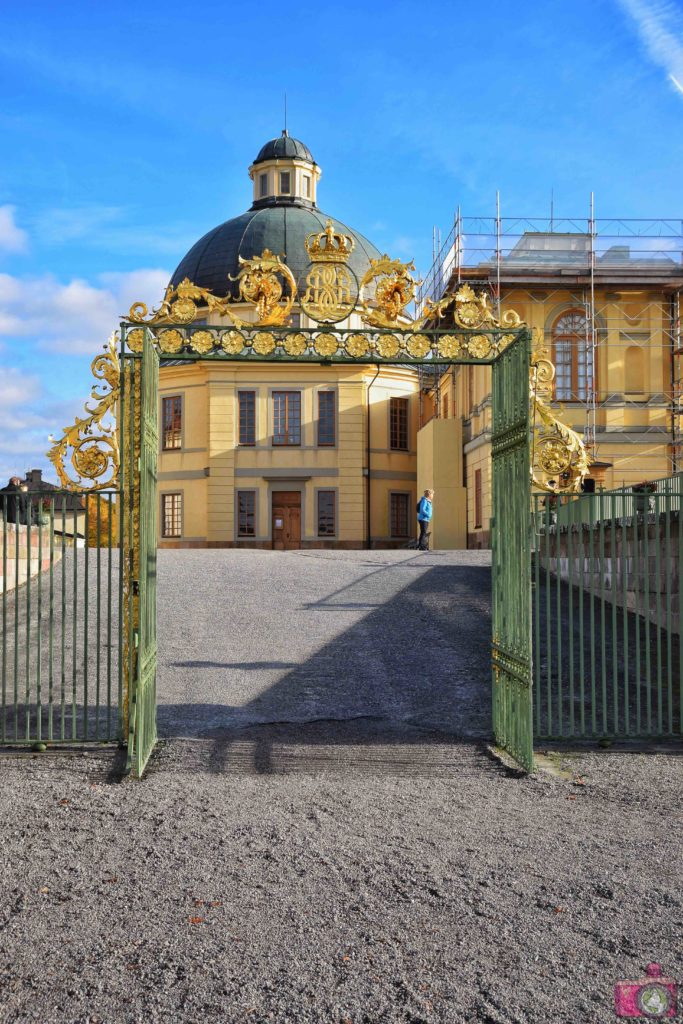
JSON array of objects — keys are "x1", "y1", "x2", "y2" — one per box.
[{"x1": 366, "y1": 365, "x2": 381, "y2": 550}]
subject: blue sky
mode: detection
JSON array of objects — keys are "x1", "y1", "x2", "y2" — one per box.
[{"x1": 1, "y1": 0, "x2": 682, "y2": 479}]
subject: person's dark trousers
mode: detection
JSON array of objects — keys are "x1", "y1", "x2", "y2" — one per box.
[{"x1": 418, "y1": 520, "x2": 429, "y2": 550}]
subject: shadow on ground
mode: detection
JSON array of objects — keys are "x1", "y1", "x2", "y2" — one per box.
[{"x1": 157, "y1": 560, "x2": 493, "y2": 774}]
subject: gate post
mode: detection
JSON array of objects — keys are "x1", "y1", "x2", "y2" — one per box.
[
  {"x1": 121, "y1": 329, "x2": 159, "y2": 776},
  {"x1": 491, "y1": 330, "x2": 533, "y2": 771}
]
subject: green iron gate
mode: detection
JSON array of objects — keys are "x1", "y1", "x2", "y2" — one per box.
[{"x1": 491, "y1": 332, "x2": 533, "y2": 771}]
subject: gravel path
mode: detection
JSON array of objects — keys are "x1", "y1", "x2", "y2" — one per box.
[
  {"x1": 1, "y1": 550, "x2": 681, "y2": 1023},
  {"x1": 156, "y1": 549, "x2": 493, "y2": 740}
]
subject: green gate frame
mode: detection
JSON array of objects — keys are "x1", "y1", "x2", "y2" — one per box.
[{"x1": 117, "y1": 318, "x2": 535, "y2": 774}]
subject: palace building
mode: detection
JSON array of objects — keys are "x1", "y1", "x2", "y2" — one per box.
[
  {"x1": 157, "y1": 133, "x2": 433, "y2": 549},
  {"x1": 419, "y1": 216, "x2": 683, "y2": 547},
  {"x1": 157, "y1": 136, "x2": 682, "y2": 551}
]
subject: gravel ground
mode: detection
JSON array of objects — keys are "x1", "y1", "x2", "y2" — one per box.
[{"x1": 1, "y1": 550, "x2": 681, "y2": 1024}]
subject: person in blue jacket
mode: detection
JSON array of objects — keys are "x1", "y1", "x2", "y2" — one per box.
[{"x1": 417, "y1": 489, "x2": 434, "y2": 550}]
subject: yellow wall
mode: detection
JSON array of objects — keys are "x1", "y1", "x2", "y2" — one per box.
[
  {"x1": 157, "y1": 361, "x2": 421, "y2": 548},
  {"x1": 417, "y1": 418, "x2": 467, "y2": 548}
]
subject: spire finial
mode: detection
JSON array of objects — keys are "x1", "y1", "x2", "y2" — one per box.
[{"x1": 282, "y1": 92, "x2": 288, "y2": 137}]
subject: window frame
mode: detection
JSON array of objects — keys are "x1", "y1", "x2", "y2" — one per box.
[
  {"x1": 238, "y1": 390, "x2": 256, "y2": 446},
  {"x1": 316, "y1": 390, "x2": 336, "y2": 447},
  {"x1": 389, "y1": 397, "x2": 409, "y2": 451},
  {"x1": 272, "y1": 390, "x2": 302, "y2": 447},
  {"x1": 161, "y1": 492, "x2": 182, "y2": 538},
  {"x1": 316, "y1": 489, "x2": 337, "y2": 538},
  {"x1": 303, "y1": 174, "x2": 311, "y2": 198},
  {"x1": 389, "y1": 491, "x2": 411, "y2": 539},
  {"x1": 259, "y1": 172, "x2": 268, "y2": 197},
  {"x1": 236, "y1": 489, "x2": 257, "y2": 538},
  {"x1": 551, "y1": 309, "x2": 595, "y2": 403},
  {"x1": 161, "y1": 394, "x2": 183, "y2": 451},
  {"x1": 279, "y1": 171, "x2": 291, "y2": 195}
]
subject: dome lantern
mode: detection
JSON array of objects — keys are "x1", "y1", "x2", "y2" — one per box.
[{"x1": 248, "y1": 130, "x2": 321, "y2": 208}]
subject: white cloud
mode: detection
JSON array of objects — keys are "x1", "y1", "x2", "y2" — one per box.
[
  {"x1": 0, "y1": 205, "x2": 28, "y2": 253},
  {"x1": 617, "y1": 0, "x2": 683, "y2": 98},
  {"x1": 0, "y1": 267, "x2": 170, "y2": 354},
  {"x1": 0, "y1": 266, "x2": 169, "y2": 481}
]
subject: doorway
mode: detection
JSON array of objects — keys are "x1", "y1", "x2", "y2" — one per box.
[{"x1": 272, "y1": 491, "x2": 302, "y2": 550}]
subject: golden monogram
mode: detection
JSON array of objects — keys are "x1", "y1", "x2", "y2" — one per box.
[{"x1": 300, "y1": 220, "x2": 359, "y2": 324}]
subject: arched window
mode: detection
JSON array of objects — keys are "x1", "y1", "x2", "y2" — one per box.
[{"x1": 552, "y1": 310, "x2": 594, "y2": 401}]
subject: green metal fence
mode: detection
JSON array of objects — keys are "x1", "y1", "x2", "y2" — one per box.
[
  {"x1": 0, "y1": 488, "x2": 123, "y2": 745},
  {"x1": 532, "y1": 474, "x2": 682, "y2": 740}
]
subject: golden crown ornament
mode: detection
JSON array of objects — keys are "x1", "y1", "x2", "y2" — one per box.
[{"x1": 304, "y1": 220, "x2": 355, "y2": 263}]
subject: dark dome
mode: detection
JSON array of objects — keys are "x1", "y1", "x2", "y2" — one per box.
[
  {"x1": 253, "y1": 134, "x2": 316, "y2": 166},
  {"x1": 170, "y1": 205, "x2": 380, "y2": 298}
]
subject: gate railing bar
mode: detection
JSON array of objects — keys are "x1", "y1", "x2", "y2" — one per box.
[
  {"x1": 60, "y1": 496, "x2": 67, "y2": 741},
  {"x1": 1, "y1": 497, "x2": 6, "y2": 743}
]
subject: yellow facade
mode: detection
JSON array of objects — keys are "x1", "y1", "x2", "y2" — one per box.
[
  {"x1": 431, "y1": 282, "x2": 678, "y2": 547},
  {"x1": 158, "y1": 360, "x2": 421, "y2": 548}
]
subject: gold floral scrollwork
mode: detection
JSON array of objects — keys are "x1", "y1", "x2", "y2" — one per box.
[
  {"x1": 47, "y1": 334, "x2": 120, "y2": 491},
  {"x1": 418, "y1": 284, "x2": 524, "y2": 334},
  {"x1": 229, "y1": 249, "x2": 297, "y2": 327},
  {"x1": 406, "y1": 333, "x2": 431, "y2": 358},
  {"x1": 252, "y1": 331, "x2": 276, "y2": 356},
  {"x1": 221, "y1": 330, "x2": 245, "y2": 355},
  {"x1": 127, "y1": 277, "x2": 233, "y2": 325},
  {"x1": 284, "y1": 333, "x2": 308, "y2": 357},
  {"x1": 158, "y1": 329, "x2": 184, "y2": 354},
  {"x1": 359, "y1": 256, "x2": 418, "y2": 329},
  {"x1": 437, "y1": 334, "x2": 462, "y2": 359},
  {"x1": 190, "y1": 330, "x2": 215, "y2": 355},
  {"x1": 530, "y1": 346, "x2": 590, "y2": 494},
  {"x1": 468, "y1": 334, "x2": 492, "y2": 359},
  {"x1": 376, "y1": 334, "x2": 400, "y2": 359},
  {"x1": 346, "y1": 334, "x2": 369, "y2": 358},
  {"x1": 314, "y1": 334, "x2": 338, "y2": 358},
  {"x1": 126, "y1": 328, "x2": 145, "y2": 353}
]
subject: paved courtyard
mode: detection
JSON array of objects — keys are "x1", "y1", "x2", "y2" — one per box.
[{"x1": 0, "y1": 549, "x2": 681, "y2": 1024}]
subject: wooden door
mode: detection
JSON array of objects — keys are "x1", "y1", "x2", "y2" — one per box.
[{"x1": 272, "y1": 491, "x2": 302, "y2": 550}]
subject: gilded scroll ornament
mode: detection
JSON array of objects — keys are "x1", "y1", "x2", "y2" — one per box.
[
  {"x1": 530, "y1": 346, "x2": 590, "y2": 493},
  {"x1": 229, "y1": 249, "x2": 297, "y2": 327},
  {"x1": 419, "y1": 284, "x2": 522, "y2": 333},
  {"x1": 47, "y1": 334, "x2": 120, "y2": 491},
  {"x1": 127, "y1": 277, "x2": 232, "y2": 326},
  {"x1": 360, "y1": 256, "x2": 418, "y2": 328}
]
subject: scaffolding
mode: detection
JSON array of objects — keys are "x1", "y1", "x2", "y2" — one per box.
[{"x1": 417, "y1": 205, "x2": 683, "y2": 478}]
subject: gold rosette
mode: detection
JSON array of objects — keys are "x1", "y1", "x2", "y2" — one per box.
[
  {"x1": 468, "y1": 334, "x2": 492, "y2": 359},
  {"x1": 314, "y1": 334, "x2": 338, "y2": 358},
  {"x1": 221, "y1": 330, "x2": 245, "y2": 355},
  {"x1": 376, "y1": 334, "x2": 400, "y2": 359},
  {"x1": 284, "y1": 333, "x2": 308, "y2": 356},
  {"x1": 190, "y1": 330, "x2": 214, "y2": 355},
  {"x1": 437, "y1": 335, "x2": 461, "y2": 359},
  {"x1": 456, "y1": 301, "x2": 485, "y2": 329},
  {"x1": 407, "y1": 333, "x2": 431, "y2": 358},
  {"x1": 252, "y1": 331, "x2": 276, "y2": 356},
  {"x1": 170, "y1": 297, "x2": 197, "y2": 323},
  {"x1": 126, "y1": 328, "x2": 144, "y2": 353},
  {"x1": 345, "y1": 334, "x2": 369, "y2": 358},
  {"x1": 159, "y1": 329, "x2": 184, "y2": 354}
]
